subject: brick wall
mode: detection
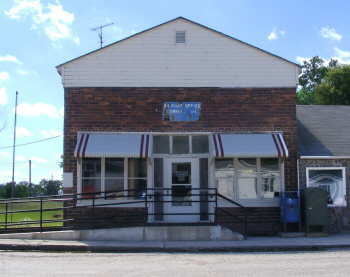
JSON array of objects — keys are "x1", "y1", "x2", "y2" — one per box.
[
  {"x1": 298, "y1": 158, "x2": 350, "y2": 233},
  {"x1": 63, "y1": 87, "x2": 297, "y2": 230}
]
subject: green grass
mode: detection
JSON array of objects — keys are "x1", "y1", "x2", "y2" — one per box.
[{"x1": 0, "y1": 198, "x2": 64, "y2": 229}]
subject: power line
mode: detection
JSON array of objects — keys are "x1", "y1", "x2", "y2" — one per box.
[{"x1": 0, "y1": 134, "x2": 63, "y2": 149}]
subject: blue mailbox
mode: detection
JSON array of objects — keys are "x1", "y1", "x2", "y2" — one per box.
[{"x1": 280, "y1": 191, "x2": 301, "y2": 232}]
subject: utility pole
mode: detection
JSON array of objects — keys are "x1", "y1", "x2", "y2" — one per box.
[
  {"x1": 29, "y1": 160, "x2": 31, "y2": 197},
  {"x1": 11, "y1": 91, "x2": 18, "y2": 221},
  {"x1": 91, "y1": 23, "x2": 114, "y2": 48}
]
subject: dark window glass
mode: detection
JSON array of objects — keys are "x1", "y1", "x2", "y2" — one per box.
[
  {"x1": 153, "y1": 136, "x2": 170, "y2": 154},
  {"x1": 192, "y1": 136, "x2": 209, "y2": 153},
  {"x1": 173, "y1": 136, "x2": 189, "y2": 154}
]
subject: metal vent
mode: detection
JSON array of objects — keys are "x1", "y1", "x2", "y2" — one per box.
[{"x1": 176, "y1": 31, "x2": 186, "y2": 43}]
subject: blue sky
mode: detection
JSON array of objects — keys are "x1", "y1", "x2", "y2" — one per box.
[{"x1": 0, "y1": 0, "x2": 350, "y2": 184}]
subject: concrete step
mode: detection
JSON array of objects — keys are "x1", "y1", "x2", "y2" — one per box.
[{"x1": 0, "y1": 225, "x2": 243, "y2": 241}]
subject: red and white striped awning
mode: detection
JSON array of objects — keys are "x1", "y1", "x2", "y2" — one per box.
[
  {"x1": 74, "y1": 133, "x2": 150, "y2": 158},
  {"x1": 211, "y1": 133, "x2": 288, "y2": 158}
]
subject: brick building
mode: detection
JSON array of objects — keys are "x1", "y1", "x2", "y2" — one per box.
[{"x1": 57, "y1": 17, "x2": 301, "y2": 234}]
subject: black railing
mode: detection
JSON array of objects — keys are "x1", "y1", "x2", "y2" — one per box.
[{"x1": 0, "y1": 188, "x2": 259, "y2": 239}]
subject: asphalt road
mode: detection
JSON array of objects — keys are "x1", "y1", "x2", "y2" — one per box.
[{"x1": 1, "y1": 250, "x2": 349, "y2": 277}]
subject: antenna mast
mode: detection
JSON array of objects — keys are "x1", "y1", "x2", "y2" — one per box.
[{"x1": 91, "y1": 23, "x2": 114, "y2": 48}]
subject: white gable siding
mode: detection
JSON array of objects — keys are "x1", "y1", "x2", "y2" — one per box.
[{"x1": 59, "y1": 19, "x2": 299, "y2": 88}]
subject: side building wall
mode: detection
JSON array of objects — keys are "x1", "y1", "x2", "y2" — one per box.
[
  {"x1": 298, "y1": 158, "x2": 350, "y2": 233},
  {"x1": 63, "y1": 87, "x2": 297, "y2": 233}
]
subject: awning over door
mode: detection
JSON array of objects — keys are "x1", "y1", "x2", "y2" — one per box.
[
  {"x1": 211, "y1": 133, "x2": 288, "y2": 158},
  {"x1": 74, "y1": 133, "x2": 150, "y2": 158}
]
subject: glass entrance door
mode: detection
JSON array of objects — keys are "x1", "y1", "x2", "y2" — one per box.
[{"x1": 166, "y1": 158, "x2": 198, "y2": 223}]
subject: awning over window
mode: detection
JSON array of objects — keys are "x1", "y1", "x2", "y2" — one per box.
[
  {"x1": 74, "y1": 133, "x2": 150, "y2": 158},
  {"x1": 211, "y1": 133, "x2": 288, "y2": 158}
]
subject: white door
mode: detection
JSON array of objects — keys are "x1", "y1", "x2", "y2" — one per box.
[{"x1": 166, "y1": 158, "x2": 199, "y2": 223}]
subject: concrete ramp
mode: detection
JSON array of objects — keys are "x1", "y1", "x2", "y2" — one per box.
[{"x1": 0, "y1": 226, "x2": 243, "y2": 241}]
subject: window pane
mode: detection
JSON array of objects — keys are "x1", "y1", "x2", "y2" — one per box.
[
  {"x1": 128, "y1": 178, "x2": 147, "y2": 199},
  {"x1": 105, "y1": 158, "x2": 124, "y2": 178},
  {"x1": 215, "y1": 159, "x2": 234, "y2": 198},
  {"x1": 215, "y1": 159, "x2": 234, "y2": 178},
  {"x1": 261, "y1": 158, "x2": 280, "y2": 199},
  {"x1": 153, "y1": 136, "x2": 170, "y2": 154},
  {"x1": 154, "y1": 158, "x2": 163, "y2": 188},
  {"x1": 238, "y1": 158, "x2": 257, "y2": 199},
  {"x1": 105, "y1": 179, "x2": 124, "y2": 199},
  {"x1": 128, "y1": 158, "x2": 147, "y2": 178},
  {"x1": 173, "y1": 136, "x2": 189, "y2": 154},
  {"x1": 82, "y1": 158, "x2": 101, "y2": 178},
  {"x1": 172, "y1": 163, "x2": 191, "y2": 184},
  {"x1": 192, "y1": 136, "x2": 209, "y2": 153},
  {"x1": 309, "y1": 169, "x2": 345, "y2": 206},
  {"x1": 238, "y1": 178, "x2": 257, "y2": 199},
  {"x1": 238, "y1": 158, "x2": 257, "y2": 175},
  {"x1": 82, "y1": 179, "x2": 101, "y2": 198}
]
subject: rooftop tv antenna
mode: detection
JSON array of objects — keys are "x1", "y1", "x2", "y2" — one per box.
[{"x1": 91, "y1": 23, "x2": 114, "y2": 48}]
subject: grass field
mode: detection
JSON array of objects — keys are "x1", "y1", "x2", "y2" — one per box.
[{"x1": 0, "y1": 198, "x2": 64, "y2": 229}]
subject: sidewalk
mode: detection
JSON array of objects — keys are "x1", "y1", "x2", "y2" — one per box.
[{"x1": 1, "y1": 233, "x2": 350, "y2": 253}]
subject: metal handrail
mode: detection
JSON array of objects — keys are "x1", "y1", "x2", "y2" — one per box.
[{"x1": 0, "y1": 188, "x2": 259, "y2": 240}]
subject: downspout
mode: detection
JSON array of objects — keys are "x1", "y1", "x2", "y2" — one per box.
[{"x1": 297, "y1": 156, "x2": 300, "y2": 192}]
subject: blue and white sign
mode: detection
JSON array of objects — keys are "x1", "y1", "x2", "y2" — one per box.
[{"x1": 163, "y1": 102, "x2": 201, "y2": 121}]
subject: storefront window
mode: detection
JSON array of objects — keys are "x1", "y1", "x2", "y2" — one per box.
[
  {"x1": 215, "y1": 157, "x2": 282, "y2": 203},
  {"x1": 81, "y1": 158, "x2": 101, "y2": 198},
  {"x1": 105, "y1": 158, "x2": 124, "y2": 199},
  {"x1": 261, "y1": 158, "x2": 280, "y2": 199},
  {"x1": 173, "y1": 136, "x2": 189, "y2": 154},
  {"x1": 128, "y1": 158, "x2": 147, "y2": 199},
  {"x1": 81, "y1": 157, "x2": 147, "y2": 200},
  {"x1": 238, "y1": 158, "x2": 257, "y2": 199},
  {"x1": 307, "y1": 168, "x2": 346, "y2": 206},
  {"x1": 215, "y1": 159, "x2": 234, "y2": 198},
  {"x1": 192, "y1": 136, "x2": 209, "y2": 153}
]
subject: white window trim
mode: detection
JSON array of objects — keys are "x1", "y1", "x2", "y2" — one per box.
[
  {"x1": 215, "y1": 157, "x2": 283, "y2": 207},
  {"x1": 306, "y1": 167, "x2": 347, "y2": 207}
]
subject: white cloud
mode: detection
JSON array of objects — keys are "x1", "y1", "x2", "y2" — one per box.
[
  {"x1": 16, "y1": 154, "x2": 27, "y2": 161},
  {"x1": 40, "y1": 130, "x2": 50, "y2": 138},
  {"x1": 0, "y1": 72, "x2": 10, "y2": 82},
  {"x1": 53, "y1": 153, "x2": 62, "y2": 158},
  {"x1": 30, "y1": 155, "x2": 46, "y2": 163},
  {"x1": 296, "y1": 56, "x2": 310, "y2": 65},
  {"x1": 16, "y1": 103, "x2": 61, "y2": 118},
  {"x1": 333, "y1": 47, "x2": 350, "y2": 64},
  {"x1": 16, "y1": 126, "x2": 34, "y2": 138},
  {"x1": 0, "y1": 87, "x2": 8, "y2": 105},
  {"x1": 5, "y1": 0, "x2": 75, "y2": 41},
  {"x1": 268, "y1": 28, "x2": 278, "y2": 40},
  {"x1": 50, "y1": 128, "x2": 63, "y2": 136},
  {"x1": 40, "y1": 128, "x2": 62, "y2": 138},
  {"x1": 319, "y1": 27, "x2": 342, "y2": 42},
  {"x1": 0, "y1": 55, "x2": 22, "y2": 64},
  {"x1": 59, "y1": 107, "x2": 64, "y2": 116},
  {"x1": 74, "y1": 37, "x2": 80, "y2": 45},
  {"x1": 0, "y1": 152, "x2": 11, "y2": 158},
  {"x1": 268, "y1": 28, "x2": 285, "y2": 40},
  {"x1": 17, "y1": 70, "x2": 28, "y2": 74}
]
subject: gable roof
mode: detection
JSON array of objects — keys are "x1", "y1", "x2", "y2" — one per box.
[
  {"x1": 297, "y1": 105, "x2": 350, "y2": 156},
  {"x1": 56, "y1": 16, "x2": 301, "y2": 70}
]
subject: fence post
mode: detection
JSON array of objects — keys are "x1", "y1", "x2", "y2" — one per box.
[
  {"x1": 40, "y1": 197, "x2": 43, "y2": 233},
  {"x1": 5, "y1": 203, "x2": 8, "y2": 229},
  {"x1": 144, "y1": 190, "x2": 148, "y2": 225},
  {"x1": 92, "y1": 192, "x2": 95, "y2": 230},
  {"x1": 244, "y1": 209, "x2": 247, "y2": 240}
]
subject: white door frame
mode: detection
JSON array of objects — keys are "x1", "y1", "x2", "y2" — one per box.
[{"x1": 165, "y1": 157, "x2": 199, "y2": 223}]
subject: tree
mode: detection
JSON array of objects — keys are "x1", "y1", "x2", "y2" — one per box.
[
  {"x1": 297, "y1": 56, "x2": 339, "y2": 105},
  {"x1": 39, "y1": 179, "x2": 63, "y2": 196},
  {"x1": 314, "y1": 65, "x2": 350, "y2": 105}
]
